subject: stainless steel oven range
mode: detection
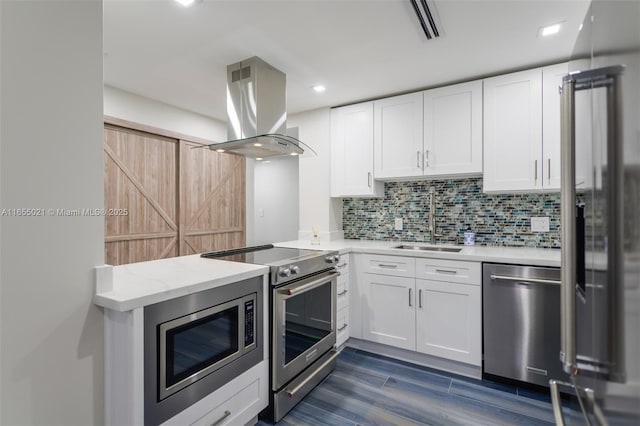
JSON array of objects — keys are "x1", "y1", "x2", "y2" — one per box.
[
  {"x1": 202, "y1": 244, "x2": 340, "y2": 422},
  {"x1": 143, "y1": 276, "x2": 263, "y2": 426}
]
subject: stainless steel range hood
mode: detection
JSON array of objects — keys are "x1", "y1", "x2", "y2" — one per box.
[{"x1": 208, "y1": 56, "x2": 316, "y2": 159}]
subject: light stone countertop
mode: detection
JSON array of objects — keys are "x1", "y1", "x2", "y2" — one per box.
[
  {"x1": 275, "y1": 239, "x2": 562, "y2": 267},
  {"x1": 94, "y1": 254, "x2": 268, "y2": 312}
]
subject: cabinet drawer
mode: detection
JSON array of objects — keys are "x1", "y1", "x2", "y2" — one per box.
[
  {"x1": 335, "y1": 253, "x2": 350, "y2": 273},
  {"x1": 337, "y1": 305, "x2": 349, "y2": 347},
  {"x1": 337, "y1": 273, "x2": 348, "y2": 296},
  {"x1": 415, "y1": 258, "x2": 481, "y2": 285},
  {"x1": 191, "y1": 374, "x2": 261, "y2": 426},
  {"x1": 337, "y1": 282, "x2": 349, "y2": 311},
  {"x1": 362, "y1": 254, "x2": 415, "y2": 278}
]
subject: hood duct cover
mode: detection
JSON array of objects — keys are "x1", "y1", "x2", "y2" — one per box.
[{"x1": 208, "y1": 56, "x2": 316, "y2": 160}]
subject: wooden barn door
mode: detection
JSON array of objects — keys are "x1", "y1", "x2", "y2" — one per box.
[
  {"x1": 104, "y1": 125, "x2": 178, "y2": 265},
  {"x1": 104, "y1": 124, "x2": 246, "y2": 266},
  {"x1": 178, "y1": 140, "x2": 246, "y2": 255}
]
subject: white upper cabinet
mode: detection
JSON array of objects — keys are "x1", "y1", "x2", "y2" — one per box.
[
  {"x1": 483, "y1": 68, "x2": 543, "y2": 192},
  {"x1": 543, "y1": 62, "x2": 594, "y2": 190},
  {"x1": 373, "y1": 84, "x2": 483, "y2": 180},
  {"x1": 374, "y1": 92, "x2": 424, "y2": 179},
  {"x1": 331, "y1": 102, "x2": 384, "y2": 197},
  {"x1": 542, "y1": 63, "x2": 566, "y2": 190},
  {"x1": 484, "y1": 62, "x2": 585, "y2": 193},
  {"x1": 423, "y1": 80, "x2": 483, "y2": 176}
]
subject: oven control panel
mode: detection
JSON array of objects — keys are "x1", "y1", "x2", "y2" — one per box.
[
  {"x1": 244, "y1": 299, "x2": 255, "y2": 348},
  {"x1": 325, "y1": 254, "x2": 340, "y2": 264}
]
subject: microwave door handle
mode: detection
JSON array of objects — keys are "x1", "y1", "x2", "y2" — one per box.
[{"x1": 278, "y1": 271, "x2": 339, "y2": 297}]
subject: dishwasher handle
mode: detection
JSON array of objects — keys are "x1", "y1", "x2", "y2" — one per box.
[{"x1": 490, "y1": 274, "x2": 561, "y2": 286}]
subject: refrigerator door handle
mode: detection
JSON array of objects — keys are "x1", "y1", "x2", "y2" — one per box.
[
  {"x1": 560, "y1": 65, "x2": 626, "y2": 378},
  {"x1": 550, "y1": 379, "x2": 609, "y2": 426},
  {"x1": 549, "y1": 380, "x2": 567, "y2": 426},
  {"x1": 560, "y1": 75, "x2": 577, "y2": 374}
]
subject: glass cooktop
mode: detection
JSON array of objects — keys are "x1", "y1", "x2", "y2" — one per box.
[{"x1": 201, "y1": 244, "x2": 324, "y2": 265}]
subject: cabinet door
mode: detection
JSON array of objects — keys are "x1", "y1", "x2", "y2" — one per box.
[
  {"x1": 542, "y1": 63, "x2": 565, "y2": 191},
  {"x1": 330, "y1": 103, "x2": 383, "y2": 197},
  {"x1": 374, "y1": 92, "x2": 424, "y2": 179},
  {"x1": 423, "y1": 80, "x2": 483, "y2": 176},
  {"x1": 415, "y1": 279, "x2": 481, "y2": 366},
  {"x1": 362, "y1": 273, "x2": 416, "y2": 350},
  {"x1": 543, "y1": 63, "x2": 593, "y2": 191},
  {"x1": 483, "y1": 69, "x2": 543, "y2": 192}
]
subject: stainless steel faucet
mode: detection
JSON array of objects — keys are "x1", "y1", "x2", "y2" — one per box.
[{"x1": 429, "y1": 187, "x2": 443, "y2": 243}]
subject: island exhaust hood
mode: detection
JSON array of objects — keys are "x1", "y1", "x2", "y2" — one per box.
[{"x1": 208, "y1": 56, "x2": 316, "y2": 160}]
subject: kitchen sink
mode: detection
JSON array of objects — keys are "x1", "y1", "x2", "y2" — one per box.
[{"x1": 392, "y1": 245, "x2": 462, "y2": 253}]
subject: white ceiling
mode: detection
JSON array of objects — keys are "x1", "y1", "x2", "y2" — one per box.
[{"x1": 104, "y1": 0, "x2": 591, "y2": 122}]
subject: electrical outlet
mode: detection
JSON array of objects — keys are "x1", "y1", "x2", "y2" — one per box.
[
  {"x1": 394, "y1": 218, "x2": 403, "y2": 231},
  {"x1": 531, "y1": 216, "x2": 550, "y2": 232}
]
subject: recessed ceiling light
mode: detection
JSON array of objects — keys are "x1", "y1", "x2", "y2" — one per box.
[
  {"x1": 216, "y1": 149, "x2": 225, "y2": 153},
  {"x1": 174, "y1": 0, "x2": 195, "y2": 6},
  {"x1": 253, "y1": 143, "x2": 262, "y2": 147},
  {"x1": 540, "y1": 23, "x2": 562, "y2": 37},
  {"x1": 256, "y1": 157, "x2": 263, "y2": 161},
  {"x1": 312, "y1": 85, "x2": 326, "y2": 93},
  {"x1": 290, "y1": 152, "x2": 299, "y2": 156}
]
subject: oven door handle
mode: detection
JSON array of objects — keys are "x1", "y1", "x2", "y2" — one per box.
[{"x1": 277, "y1": 271, "x2": 340, "y2": 296}]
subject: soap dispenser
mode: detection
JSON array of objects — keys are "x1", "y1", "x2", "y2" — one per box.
[{"x1": 463, "y1": 226, "x2": 475, "y2": 246}]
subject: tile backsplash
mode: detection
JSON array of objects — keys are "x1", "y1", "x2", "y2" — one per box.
[{"x1": 342, "y1": 177, "x2": 561, "y2": 248}]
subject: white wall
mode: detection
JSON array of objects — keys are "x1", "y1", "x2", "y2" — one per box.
[
  {"x1": 0, "y1": 1, "x2": 104, "y2": 424},
  {"x1": 252, "y1": 158, "x2": 300, "y2": 245},
  {"x1": 288, "y1": 108, "x2": 343, "y2": 242},
  {"x1": 104, "y1": 85, "x2": 227, "y2": 142}
]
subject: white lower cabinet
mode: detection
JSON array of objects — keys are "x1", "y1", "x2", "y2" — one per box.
[
  {"x1": 189, "y1": 367, "x2": 264, "y2": 426},
  {"x1": 415, "y1": 279, "x2": 481, "y2": 365},
  {"x1": 362, "y1": 273, "x2": 416, "y2": 350},
  {"x1": 360, "y1": 254, "x2": 481, "y2": 366},
  {"x1": 336, "y1": 254, "x2": 351, "y2": 347}
]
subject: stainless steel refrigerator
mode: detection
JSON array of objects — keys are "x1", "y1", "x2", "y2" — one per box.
[{"x1": 552, "y1": 1, "x2": 640, "y2": 424}]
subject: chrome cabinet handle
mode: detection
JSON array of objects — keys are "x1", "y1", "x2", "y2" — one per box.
[
  {"x1": 418, "y1": 289, "x2": 423, "y2": 308},
  {"x1": 377, "y1": 263, "x2": 397, "y2": 269},
  {"x1": 337, "y1": 289, "x2": 348, "y2": 296},
  {"x1": 435, "y1": 269, "x2": 457, "y2": 275},
  {"x1": 547, "y1": 158, "x2": 551, "y2": 181},
  {"x1": 337, "y1": 323, "x2": 348, "y2": 332},
  {"x1": 368, "y1": 172, "x2": 372, "y2": 188},
  {"x1": 425, "y1": 149, "x2": 430, "y2": 167},
  {"x1": 211, "y1": 410, "x2": 231, "y2": 426},
  {"x1": 408, "y1": 288, "x2": 412, "y2": 307},
  {"x1": 534, "y1": 159, "x2": 538, "y2": 182},
  {"x1": 416, "y1": 151, "x2": 421, "y2": 168},
  {"x1": 336, "y1": 263, "x2": 347, "y2": 268}
]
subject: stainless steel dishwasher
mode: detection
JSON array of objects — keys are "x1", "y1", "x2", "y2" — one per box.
[{"x1": 482, "y1": 263, "x2": 568, "y2": 387}]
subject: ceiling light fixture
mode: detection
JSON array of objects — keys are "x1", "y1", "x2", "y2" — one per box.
[
  {"x1": 409, "y1": 0, "x2": 442, "y2": 40},
  {"x1": 540, "y1": 23, "x2": 562, "y2": 37},
  {"x1": 174, "y1": 0, "x2": 195, "y2": 6},
  {"x1": 312, "y1": 85, "x2": 326, "y2": 93}
]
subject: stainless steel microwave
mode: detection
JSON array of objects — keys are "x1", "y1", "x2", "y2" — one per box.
[{"x1": 143, "y1": 276, "x2": 263, "y2": 426}]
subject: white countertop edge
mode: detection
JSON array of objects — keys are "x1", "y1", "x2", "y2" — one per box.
[
  {"x1": 274, "y1": 239, "x2": 562, "y2": 268},
  {"x1": 94, "y1": 257, "x2": 269, "y2": 312}
]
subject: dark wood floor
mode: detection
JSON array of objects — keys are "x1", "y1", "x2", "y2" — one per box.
[{"x1": 258, "y1": 347, "x2": 585, "y2": 426}]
